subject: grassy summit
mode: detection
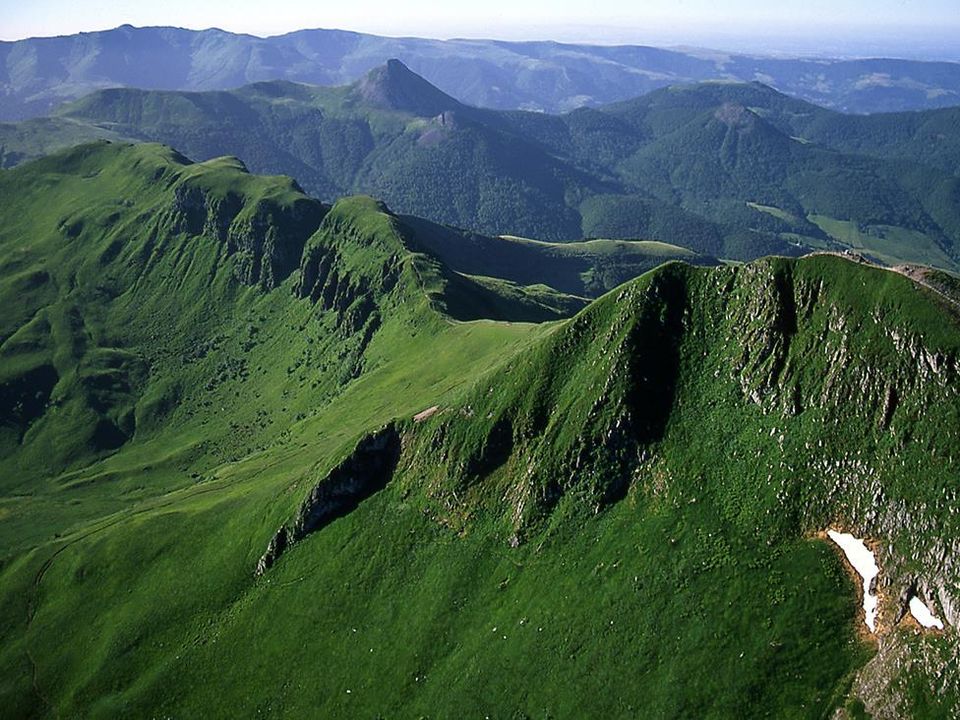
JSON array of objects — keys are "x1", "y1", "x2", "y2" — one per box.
[{"x1": 0, "y1": 142, "x2": 958, "y2": 718}]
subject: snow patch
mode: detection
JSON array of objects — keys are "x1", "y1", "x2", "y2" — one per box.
[
  {"x1": 827, "y1": 530, "x2": 880, "y2": 632},
  {"x1": 909, "y1": 596, "x2": 945, "y2": 630}
]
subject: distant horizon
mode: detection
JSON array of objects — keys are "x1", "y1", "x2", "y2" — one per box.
[
  {"x1": 3, "y1": 0, "x2": 960, "y2": 61},
  {"x1": 3, "y1": 20, "x2": 960, "y2": 63}
]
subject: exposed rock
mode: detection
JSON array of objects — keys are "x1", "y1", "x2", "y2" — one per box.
[
  {"x1": 714, "y1": 102, "x2": 757, "y2": 130},
  {"x1": 255, "y1": 425, "x2": 401, "y2": 575},
  {"x1": 255, "y1": 526, "x2": 289, "y2": 576},
  {"x1": 168, "y1": 183, "x2": 326, "y2": 289}
]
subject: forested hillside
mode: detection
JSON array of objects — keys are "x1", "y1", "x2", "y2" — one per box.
[{"x1": 4, "y1": 64, "x2": 960, "y2": 268}]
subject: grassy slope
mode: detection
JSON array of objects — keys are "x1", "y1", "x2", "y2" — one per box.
[
  {"x1": 399, "y1": 213, "x2": 717, "y2": 298},
  {"x1": 0, "y1": 140, "x2": 570, "y2": 497},
  {"x1": 2, "y1": 144, "x2": 960, "y2": 718},
  {"x1": 809, "y1": 214, "x2": 957, "y2": 269},
  {"x1": 0, "y1": 142, "x2": 559, "y2": 717},
  {"x1": 0, "y1": 117, "x2": 132, "y2": 168}
]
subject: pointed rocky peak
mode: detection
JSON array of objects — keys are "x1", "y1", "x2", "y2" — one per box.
[{"x1": 351, "y1": 59, "x2": 462, "y2": 117}]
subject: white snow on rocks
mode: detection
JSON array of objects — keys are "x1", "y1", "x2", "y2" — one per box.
[
  {"x1": 827, "y1": 529, "x2": 880, "y2": 632},
  {"x1": 909, "y1": 596, "x2": 945, "y2": 630}
]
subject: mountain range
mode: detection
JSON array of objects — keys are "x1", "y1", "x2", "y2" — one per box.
[
  {"x1": 4, "y1": 60, "x2": 960, "y2": 268},
  {"x1": 1, "y1": 140, "x2": 958, "y2": 718},
  {"x1": 4, "y1": 21, "x2": 960, "y2": 719},
  {"x1": 4, "y1": 24, "x2": 960, "y2": 121}
]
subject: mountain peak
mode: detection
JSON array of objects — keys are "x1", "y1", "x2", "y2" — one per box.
[{"x1": 352, "y1": 59, "x2": 461, "y2": 117}]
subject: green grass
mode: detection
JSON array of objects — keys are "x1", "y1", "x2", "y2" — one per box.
[
  {"x1": 499, "y1": 235, "x2": 698, "y2": 256},
  {"x1": 747, "y1": 201, "x2": 802, "y2": 225},
  {"x1": 0, "y1": 117, "x2": 131, "y2": 168},
  {"x1": 1, "y1": 143, "x2": 959, "y2": 718},
  {"x1": 809, "y1": 214, "x2": 956, "y2": 269}
]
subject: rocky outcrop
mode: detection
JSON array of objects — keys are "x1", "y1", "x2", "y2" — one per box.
[
  {"x1": 297, "y1": 242, "x2": 398, "y2": 332},
  {"x1": 706, "y1": 260, "x2": 960, "y2": 717},
  {"x1": 0, "y1": 364, "x2": 58, "y2": 440},
  {"x1": 168, "y1": 182, "x2": 326, "y2": 289},
  {"x1": 714, "y1": 102, "x2": 757, "y2": 130},
  {"x1": 255, "y1": 425, "x2": 401, "y2": 575},
  {"x1": 293, "y1": 203, "x2": 407, "y2": 382},
  {"x1": 726, "y1": 262, "x2": 799, "y2": 406},
  {"x1": 169, "y1": 184, "x2": 242, "y2": 239},
  {"x1": 228, "y1": 198, "x2": 327, "y2": 288},
  {"x1": 296, "y1": 208, "x2": 402, "y2": 310},
  {"x1": 254, "y1": 526, "x2": 289, "y2": 577}
]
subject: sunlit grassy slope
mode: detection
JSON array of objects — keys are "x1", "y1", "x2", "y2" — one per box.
[{"x1": 1, "y1": 142, "x2": 959, "y2": 719}]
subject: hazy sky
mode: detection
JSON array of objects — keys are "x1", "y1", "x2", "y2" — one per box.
[{"x1": 2, "y1": 0, "x2": 959, "y2": 55}]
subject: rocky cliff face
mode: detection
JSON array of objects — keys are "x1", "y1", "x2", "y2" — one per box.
[
  {"x1": 698, "y1": 260, "x2": 960, "y2": 717},
  {"x1": 248, "y1": 255, "x2": 955, "y2": 715},
  {"x1": 723, "y1": 263, "x2": 958, "y2": 610},
  {"x1": 394, "y1": 257, "x2": 959, "y2": 717},
  {"x1": 293, "y1": 199, "x2": 410, "y2": 382},
  {"x1": 168, "y1": 181, "x2": 327, "y2": 289},
  {"x1": 296, "y1": 238, "x2": 400, "y2": 334},
  {"x1": 256, "y1": 425, "x2": 401, "y2": 575}
]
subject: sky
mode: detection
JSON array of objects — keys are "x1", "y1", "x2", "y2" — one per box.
[{"x1": 2, "y1": 0, "x2": 959, "y2": 57}]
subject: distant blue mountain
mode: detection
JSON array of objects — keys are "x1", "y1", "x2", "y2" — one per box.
[{"x1": 2, "y1": 24, "x2": 960, "y2": 120}]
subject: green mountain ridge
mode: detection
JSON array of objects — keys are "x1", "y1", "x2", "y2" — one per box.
[
  {"x1": 1, "y1": 141, "x2": 959, "y2": 718},
  {"x1": 3, "y1": 65, "x2": 960, "y2": 269},
  {"x1": 0, "y1": 141, "x2": 708, "y2": 481}
]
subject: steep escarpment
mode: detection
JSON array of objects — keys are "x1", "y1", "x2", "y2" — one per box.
[
  {"x1": 256, "y1": 424, "x2": 401, "y2": 575},
  {"x1": 377, "y1": 256, "x2": 957, "y2": 717},
  {"x1": 292, "y1": 196, "x2": 420, "y2": 383},
  {"x1": 398, "y1": 265, "x2": 690, "y2": 534},
  {"x1": 268, "y1": 254, "x2": 959, "y2": 650},
  {"x1": 295, "y1": 195, "x2": 587, "y2": 332},
  {"x1": 0, "y1": 142, "x2": 332, "y2": 478},
  {"x1": 241, "y1": 254, "x2": 960, "y2": 717},
  {"x1": 0, "y1": 143, "x2": 650, "y2": 483},
  {"x1": 297, "y1": 197, "x2": 406, "y2": 321},
  {"x1": 167, "y1": 168, "x2": 327, "y2": 289},
  {"x1": 5, "y1": 142, "x2": 960, "y2": 718}
]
